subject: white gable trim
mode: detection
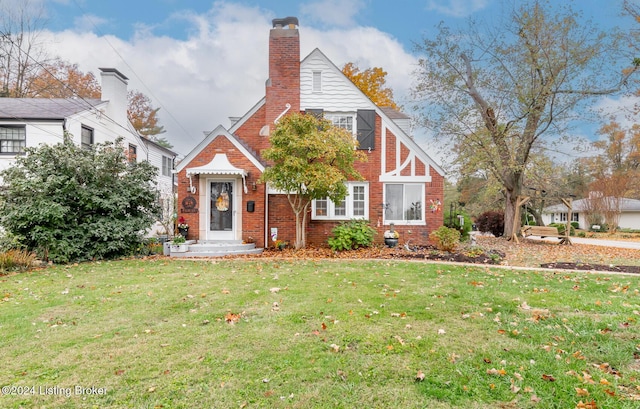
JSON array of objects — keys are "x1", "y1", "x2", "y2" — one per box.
[
  {"x1": 379, "y1": 124, "x2": 432, "y2": 182},
  {"x1": 175, "y1": 124, "x2": 265, "y2": 174}
]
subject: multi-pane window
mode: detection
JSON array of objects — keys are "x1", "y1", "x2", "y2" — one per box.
[
  {"x1": 312, "y1": 183, "x2": 369, "y2": 220},
  {"x1": 325, "y1": 114, "x2": 354, "y2": 134},
  {"x1": 0, "y1": 125, "x2": 26, "y2": 153},
  {"x1": 81, "y1": 125, "x2": 93, "y2": 149},
  {"x1": 162, "y1": 155, "x2": 173, "y2": 177},
  {"x1": 571, "y1": 213, "x2": 579, "y2": 222},
  {"x1": 384, "y1": 184, "x2": 424, "y2": 223}
]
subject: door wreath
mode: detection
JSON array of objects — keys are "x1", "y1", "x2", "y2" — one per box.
[{"x1": 216, "y1": 191, "x2": 229, "y2": 212}]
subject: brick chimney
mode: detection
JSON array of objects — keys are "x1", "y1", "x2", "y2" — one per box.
[
  {"x1": 99, "y1": 68, "x2": 129, "y2": 126},
  {"x1": 265, "y1": 17, "x2": 300, "y2": 132}
]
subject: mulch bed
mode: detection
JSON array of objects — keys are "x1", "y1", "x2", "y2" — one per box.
[{"x1": 539, "y1": 262, "x2": 640, "y2": 274}]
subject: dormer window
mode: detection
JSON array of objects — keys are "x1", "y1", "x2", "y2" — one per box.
[{"x1": 312, "y1": 71, "x2": 322, "y2": 92}]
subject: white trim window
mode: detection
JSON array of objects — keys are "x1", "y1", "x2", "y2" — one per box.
[
  {"x1": 162, "y1": 155, "x2": 173, "y2": 177},
  {"x1": 325, "y1": 113, "x2": 355, "y2": 135},
  {"x1": 384, "y1": 183, "x2": 425, "y2": 224},
  {"x1": 0, "y1": 125, "x2": 26, "y2": 154},
  {"x1": 312, "y1": 182, "x2": 369, "y2": 220}
]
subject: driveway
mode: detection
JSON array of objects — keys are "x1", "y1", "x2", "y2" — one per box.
[{"x1": 526, "y1": 236, "x2": 640, "y2": 250}]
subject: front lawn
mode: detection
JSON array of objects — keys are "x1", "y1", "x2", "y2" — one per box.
[{"x1": 1, "y1": 258, "x2": 639, "y2": 408}]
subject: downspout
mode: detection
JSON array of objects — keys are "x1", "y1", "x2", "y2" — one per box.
[{"x1": 264, "y1": 183, "x2": 269, "y2": 249}]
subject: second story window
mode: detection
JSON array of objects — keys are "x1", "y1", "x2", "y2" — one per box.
[
  {"x1": 162, "y1": 155, "x2": 173, "y2": 177},
  {"x1": 81, "y1": 125, "x2": 93, "y2": 150},
  {"x1": 0, "y1": 125, "x2": 26, "y2": 154},
  {"x1": 325, "y1": 114, "x2": 354, "y2": 134},
  {"x1": 128, "y1": 144, "x2": 137, "y2": 163}
]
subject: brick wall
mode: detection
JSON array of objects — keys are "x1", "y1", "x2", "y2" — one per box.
[{"x1": 176, "y1": 135, "x2": 267, "y2": 248}]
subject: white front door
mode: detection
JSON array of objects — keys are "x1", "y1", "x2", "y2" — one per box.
[{"x1": 207, "y1": 179, "x2": 236, "y2": 240}]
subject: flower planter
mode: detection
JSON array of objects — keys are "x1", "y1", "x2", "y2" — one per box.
[
  {"x1": 384, "y1": 238, "x2": 398, "y2": 248},
  {"x1": 170, "y1": 244, "x2": 188, "y2": 253}
]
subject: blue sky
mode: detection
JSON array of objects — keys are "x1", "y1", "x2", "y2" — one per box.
[{"x1": 33, "y1": 0, "x2": 636, "y2": 160}]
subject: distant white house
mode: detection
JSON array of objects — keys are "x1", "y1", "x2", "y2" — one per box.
[
  {"x1": 542, "y1": 197, "x2": 640, "y2": 230},
  {"x1": 0, "y1": 68, "x2": 177, "y2": 235}
]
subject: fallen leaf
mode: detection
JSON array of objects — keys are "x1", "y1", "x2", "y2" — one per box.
[
  {"x1": 225, "y1": 312, "x2": 241, "y2": 324},
  {"x1": 575, "y1": 387, "x2": 589, "y2": 396},
  {"x1": 575, "y1": 400, "x2": 597, "y2": 409},
  {"x1": 321, "y1": 322, "x2": 327, "y2": 330},
  {"x1": 541, "y1": 374, "x2": 556, "y2": 382},
  {"x1": 416, "y1": 370, "x2": 425, "y2": 381}
]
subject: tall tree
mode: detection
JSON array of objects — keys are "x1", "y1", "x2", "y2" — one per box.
[
  {"x1": 412, "y1": 0, "x2": 637, "y2": 238},
  {"x1": 259, "y1": 113, "x2": 366, "y2": 249},
  {"x1": 342, "y1": 62, "x2": 399, "y2": 110},
  {"x1": 27, "y1": 59, "x2": 101, "y2": 98},
  {"x1": 582, "y1": 120, "x2": 640, "y2": 231},
  {"x1": 127, "y1": 90, "x2": 167, "y2": 139},
  {"x1": 0, "y1": 0, "x2": 50, "y2": 97}
]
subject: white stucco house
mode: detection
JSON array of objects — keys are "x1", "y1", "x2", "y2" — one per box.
[
  {"x1": 0, "y1": 68, "x2": 177, "y2": 235},
  {"x1": 542, "y1": 197, "x2": 640, "y2": 230}
]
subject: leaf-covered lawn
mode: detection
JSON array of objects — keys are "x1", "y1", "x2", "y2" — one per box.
[{"x1": 1, "y1": 258, "x2": 639, "y2": 408}]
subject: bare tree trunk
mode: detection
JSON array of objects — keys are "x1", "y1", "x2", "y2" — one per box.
[
  {"x1": 288, "y1": 194, "x2": 311, "y2": 249},
  {"x1": 503, "y1": 171, "x2": 523, "y2": 237}
]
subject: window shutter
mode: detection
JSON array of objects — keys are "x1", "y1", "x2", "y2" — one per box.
[
  {"x1": 356, "y1": 109, "x2": 375, "y2": 150},
  {"x1": 306, "y1": 109, "x2": 323, "y2": 119}
]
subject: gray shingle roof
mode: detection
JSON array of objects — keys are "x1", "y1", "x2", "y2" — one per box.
[
  {"x1": 0, "y1": 98, "x2": 103, "y2": 120},
  {"x1": 544, "y1": 197, "x2": 640, "y2": 213}
]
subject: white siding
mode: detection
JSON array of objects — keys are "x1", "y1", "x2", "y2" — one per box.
[
  {"x1": 0, "y1": 121, "x2": 64, "y2": 172},
  {"x1": 300, "y1": 52, "x2": 372, "y2": 111}
]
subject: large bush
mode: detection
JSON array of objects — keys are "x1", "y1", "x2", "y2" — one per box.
[
  {"x1": 429, "y1": 226, "x2": 461, "y2": 252},
  {"x1": 0, "y1": 137, "x2": 159, "y2": 263},
  {"x1": 476, "y1": 211, "x2": 505, "y2": 237},
  {"x1": 328, "y1": 219, "x2": 376, "y2": 251}
]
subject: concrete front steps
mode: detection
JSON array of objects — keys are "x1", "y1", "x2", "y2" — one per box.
[{"x1": 169, "y1": 240, "x2": 263, "y2": 258}]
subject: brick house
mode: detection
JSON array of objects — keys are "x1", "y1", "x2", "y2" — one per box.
[{"x1": 174, "y1": 17, "x2": 444, "y2": 249}]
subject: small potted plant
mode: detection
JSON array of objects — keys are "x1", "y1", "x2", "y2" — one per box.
[
  {"x1": 170, "y1": 234, "x2": 188, "y2": 253},
  {"x1": 383, "y1": 224, "x2": 399, "y2": 248},
  {"x1": 177, "y1": 216, "x2": 189, "y2": 238},
  {"x1": 274, "y1": 239, "x2": 288, "y2": 250}
]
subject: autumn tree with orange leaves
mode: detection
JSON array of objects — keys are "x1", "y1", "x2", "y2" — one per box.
[
  {"x1": 342, "y1": 62, "x2": 399, "y2": 110},
  {"x1": 28, "y1": 59, "x2": 101, "y2": 99}
]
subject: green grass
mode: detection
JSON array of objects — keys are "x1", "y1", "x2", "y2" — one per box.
[{"x1": 1, "y1": 258, "x2": 639, "y2": 408}]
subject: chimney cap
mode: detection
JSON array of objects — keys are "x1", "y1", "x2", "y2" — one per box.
[
  {"x1": 98, "y1": 67, "x2": 129, "y2": 81},
  {"x1": 272, "y1": 16, "x2": 298, "y2": 28}
]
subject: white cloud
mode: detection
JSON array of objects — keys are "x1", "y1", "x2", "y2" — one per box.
[
  {"x1": 425, "y1": 0, "x2": 490, "y2": 18},
  {"x1": 72, "y1": 13, "x2": 110, "y2": 33},
  {"x1": 43, "y1": 1, "x2": 416, "y2": 158}
]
